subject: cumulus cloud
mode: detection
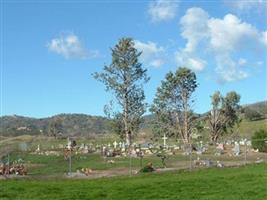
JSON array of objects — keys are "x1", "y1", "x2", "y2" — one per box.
[
  {"x1": 134, "y1": 40, "x2": 165, "y2": 68},
  {"x1": 47, "y1": 33, "x2": 97, "y2": 59},
  {"x1": 148, "y1": 0, "x2": 179, "y2": 22},
  {"x1": 175, "y1": 51, "x2": 207, "y2": 72},
  {"x1": 176, "y1": 7, "x2": 267, "y2": 82}
]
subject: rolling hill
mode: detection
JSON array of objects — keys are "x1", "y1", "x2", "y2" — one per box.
[{"x1": 0, "y1": 101, "x2": 266, "y2": 137}]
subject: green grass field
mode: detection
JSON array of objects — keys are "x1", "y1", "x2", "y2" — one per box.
[{"x1": 1, "y1": 164, "x2": 266, "y2": 200}]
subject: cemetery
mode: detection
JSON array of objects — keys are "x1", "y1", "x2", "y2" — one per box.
[
  {"x1": 1, "y1": 1, "x2": 267, "y2": 199},
  {"x1": 0, "y1": 135, "x2": 266, "y2": 180},
  {"x1": 0, "y1": 134, "x2": 267, "y2": 199}
]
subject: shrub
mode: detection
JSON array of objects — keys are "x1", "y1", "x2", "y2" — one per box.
[
  {"x1": 252, "y1": 129, "x2": 267, "y2": 152},
  {"x1": 140, "y1": 162, "x2": 155, "y2": 173},
  {"x1": 244, "y1": 108, "x2": 264, "y2": 121}
]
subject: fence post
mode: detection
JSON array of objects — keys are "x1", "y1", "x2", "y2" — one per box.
[
  {"x1": 7, "y1": 153, "x2": 10, "y2": 176},
  {"x1": 244, "y1": 140, "x2": 247, "y2": 165},
  {"x1": 129, "y1": 149, "x2": 132, "y2": 176},
  {"x1": 69, "y1": 150, "x2": 72, "y2": 176},
  {"x1": 189, "y1": 143, "x2": 192, "y2": 171}
]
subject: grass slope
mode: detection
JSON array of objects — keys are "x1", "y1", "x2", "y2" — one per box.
[
  {"x1": 238, "y1": 118, "x2": 267, "y2": 136},
  {"x1": 1, "y1": 164, "x2": 267, "y2": 200}
]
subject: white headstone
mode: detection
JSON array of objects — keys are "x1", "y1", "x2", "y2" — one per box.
[
  {"x1": 36, "y1": 144, "x2": 40, "y2": 152},
  {"x1": 67, "y1": 140, "x2": 72, "y2": 150},
  {"x1": 113, "y1": 141, "x2": 118, "y2": 149},
  {"x1": 162, "y1": 133, "x2": 168, "y2": 147},
  {"x1": 233, "y1": 142, "x2": 240, "y2": 156}
]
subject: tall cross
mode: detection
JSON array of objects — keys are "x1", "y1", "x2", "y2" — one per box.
[
  {"x1": 162, "y1": 133, "x2": 168, "y2": 147},
  {"x1": 113, "y1": 141, "x2": 118, "y2": 149}
]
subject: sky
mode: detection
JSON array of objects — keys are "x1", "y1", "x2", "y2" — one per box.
[{"x1": 1, "y1": 0, "x2": 267, "y2": 118}]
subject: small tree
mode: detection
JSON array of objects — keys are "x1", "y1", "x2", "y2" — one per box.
[
  {"x1": 252, "y1": 129, "x2": 267, "y2": 152},
  {"x1": 208, "y1": 91, "x2": 241, "y2": 143},
  {"x1": 94, "y1": 38, "x2": 149, "y2": 146},
  {"x1": 48, "y1": 118, "x2": 63, "y2": 138},
  {"x1": 151, "y1": 67, "x2": 198, "y2": 144}
]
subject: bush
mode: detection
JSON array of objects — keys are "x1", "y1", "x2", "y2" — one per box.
[
  {"x1": 252, "y1": 129, "x2": 267, "y2": 152},
  {"x1": 140, "y1": 162, "x2": 155, "y2": 173},
  {"x1": 244, "y1": 108, "x2": 264, "y2": 121}
]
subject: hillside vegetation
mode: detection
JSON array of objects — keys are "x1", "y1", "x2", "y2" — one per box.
[
  {"x1": 0, "y1": 101, "x2": 266, "y2": 137},
  {"x1": 0, "y1": 114, "x2": 110, "y2": 137}
]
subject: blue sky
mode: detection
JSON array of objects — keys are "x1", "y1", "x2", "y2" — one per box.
[{"x1": 1, "y1": 0, "x2": 267, "y2": 118}]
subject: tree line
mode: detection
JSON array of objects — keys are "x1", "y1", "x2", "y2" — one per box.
[{"x1": 93, "y1": 38, "x2": 241, "y2": 146}]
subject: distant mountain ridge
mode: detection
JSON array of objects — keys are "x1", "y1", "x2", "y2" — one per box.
[
  {"x1": 0, "y1": 114, "x2": 110, "y2": 137},
  {"x1": 1, "y1": 101, "x2": 266, "y2": 137}
]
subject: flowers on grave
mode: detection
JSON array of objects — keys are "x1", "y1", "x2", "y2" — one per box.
[{"x1": 140, "y1": 162, "x2": 155, "y2": 173}]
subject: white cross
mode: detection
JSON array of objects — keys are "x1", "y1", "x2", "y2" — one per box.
[
  {"x1": 113, "y1": 141, "x2": 118, "y2": 148},
  {"x1": 162, "y1": 133, "x2": 168, "y2": 147}
]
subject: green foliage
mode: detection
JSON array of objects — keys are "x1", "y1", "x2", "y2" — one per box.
[
  {"x1": 243, "y1": 107, "x2": 264, "y2": 121},
  {"x1": 208, "y1": 91, "x2": 241, "y2": 143},
  {"x1": 252, "y1": 129, "x2": 267, "y2": 152},
  {"x1": 48, "y1": 118, "x2": 63, "y2": 138},
  {"x1": 150, "y1": 67, "x2": 198, "y2": 143},
  {"x1": 223, "y1": 91, "x2": 241, "y2": 129},
  {"x1": 94, "y1": 38, "x2": 149, "y2": 144},
  {"x1": 0, "y1": 114, "x2": 111, "y2": 137}
]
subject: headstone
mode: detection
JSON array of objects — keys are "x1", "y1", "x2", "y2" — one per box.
[
  {"x1": 239, "y1": 139, "x2": 246, "y2": 145},
  {"x1": 183, "y1": 145, "x2": 191, "y2": 155},
  {"x1": 162, "y1": 133, "x2": 168, "y2": 148},
  {"x1": 80, "y1": 143, "x2": 85, "y2": 149},
  {"x1": 121, "y1": 142, "x2": 126, "y2": 151},
  {"x1": 233, "y1": 142, "x2": 240, "y2": 156},
  {"x1": 196, "y1": 147, "x2": 203, "y2": 155},
  {"x1": 131, "y1": 149, "x2": 137, "y2": 157},
  {"x1": 203, "y1": 159, "x2": 213, "y2": 167},
  {"x1": 119, "y1": 141, "x2": 122, "y2": 148},
  {"x1": 113, "y1": 141, "x2": 118, "y2": 149},
  {"x1": 67, "y1": 141, "x2": 72, "y2": 150},
  {"x1": 19, "y1": 143, "x2": 28, "y2": 151},
  {"x1": 246, "y1": 140, "x2": 252, "y2": 146},
  {"x1": 216, "y1": 143, "x2": 224, "y2": 151},
  {"x1": 83, "y1": 145, "x2": 89, "y2": 154},
  {"x1": 36, "y1": 144, "x2": 40, "y2": 152}
]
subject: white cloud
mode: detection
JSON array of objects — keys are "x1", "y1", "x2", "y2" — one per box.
[
  {"x1": 175, "y1": 51, "x2": 206, "y2": 72},
  {"x1": 134, "y1": 40, "x2": 165, "y2": 67},
  {"x1": 238, "y1": 58, "x2": 247, "y2": 66},
  {"x1": 225, "y1": 0, "x2": 266, "y2": 13},
  {"x1": 208, "y1": 14, "x2": 264, "y2": 53},
  {"x1": 180, "y1": 7, "x2": 209, "y2": 53},
  {"x1": 176, "y1": 7, "x2": 267, "y2": 82},
  {"x1": 148, "y1": 0, "x2": 179, "y2": 22},
  {"x1": 215, "y1": 54, "x2": 249, "y2": 82},
  {"x1": 47, "y1": 33, "x2": 95, "y2": 59}
]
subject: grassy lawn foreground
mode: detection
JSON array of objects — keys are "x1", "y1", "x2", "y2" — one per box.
[{"x1": 1, "y1": 164, "x2": 267, "y2": 200}]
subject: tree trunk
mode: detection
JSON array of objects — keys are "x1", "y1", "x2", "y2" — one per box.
[
  {"x1": 123, "y1": 90, "x2": 131, "y2": 147},
  {"x1": 183, "y1": 92, "x2": 189, "y2": 144}
]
